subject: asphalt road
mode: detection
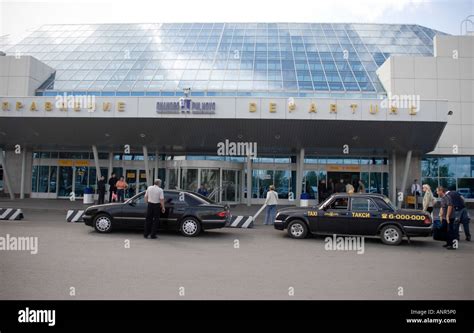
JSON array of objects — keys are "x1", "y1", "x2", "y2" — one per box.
[{"x1": 0, "y1": 211, "x2": 472, "y2": 300}]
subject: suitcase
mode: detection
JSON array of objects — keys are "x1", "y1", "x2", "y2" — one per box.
[{"x1": 432, "y1": 219, "x2": 447, "y2": 241}]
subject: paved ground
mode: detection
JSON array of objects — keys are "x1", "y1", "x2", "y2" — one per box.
[{"x1": 0, "y1": 199, "x2": 473, "y2": 300}]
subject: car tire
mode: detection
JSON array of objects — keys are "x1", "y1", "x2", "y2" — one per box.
[
  {"x1": 179, "y1": 217, "x2": 201, "y2": 237},
  {"x1": 380, "y1": 225, "x2": 403, "y2": 245},
  {"x1": 287, "y1": 220, "x2": 308, "y2": 239},
  {"x1": 94, "y1": 213, "x2": 113, "y2": 233}
]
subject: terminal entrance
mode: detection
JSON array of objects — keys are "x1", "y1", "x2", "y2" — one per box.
[
  {"x1": 125, "y1": 169, "x2": 148, "y2": 198},
  {"x1": 327, "y1": 172, "x2": 361, "y2": 190}
]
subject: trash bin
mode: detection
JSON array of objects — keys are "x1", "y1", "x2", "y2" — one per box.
[
  {"x1": 300, "y1": 193, "x2": 310, "y2": 207},
  {"x1": 83, "y1": 187, "x2": 94, "y2": 204}
]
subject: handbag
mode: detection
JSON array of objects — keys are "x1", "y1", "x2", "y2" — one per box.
[{"x1": 432, "y1": 219, "x2": 447, "y2": 241}]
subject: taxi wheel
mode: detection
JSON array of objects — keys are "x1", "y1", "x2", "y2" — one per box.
[
  {"x1": 179, "y1": 217, "x2": 201, "y2": 237},
  {"x1": 380, "y1": 225, "x2": 402, "y2": 245},
  {"x1": 94, "y1": 213, "x2": 113, "y2": 233},
  {"x1": 287, "y1": 220, "x2": 308, "y2": 239}
]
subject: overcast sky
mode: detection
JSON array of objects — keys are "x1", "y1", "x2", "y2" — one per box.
[{"x1": 0, "y1": 0, "x2": 472, "y2": 42}]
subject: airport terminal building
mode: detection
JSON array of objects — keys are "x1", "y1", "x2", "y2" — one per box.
[{"x1": 0, "y1": 23, "x2": 472, "y2": 205}]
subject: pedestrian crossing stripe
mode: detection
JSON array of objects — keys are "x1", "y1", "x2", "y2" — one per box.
[
  {"x1": 66, "y1": 210, "x2": 84, "y2": 223},
  {"x1": 0, "y1": 208, "x2": 24, "y2": 220},
  {"x1": 226, "y1": 215, "x2": 254, "y2": 228}
]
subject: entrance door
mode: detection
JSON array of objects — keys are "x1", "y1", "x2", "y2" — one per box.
[
  {"x1": 222, "y1": 169, "x2": 238, "y2": 203},
  {"x1": 74, "y1": 166, "x2": 89, "y2": 197},
  {"x1": 125, "y1": 169, "x2": 148, "y2": 198},
  {"x1": 58, "y1": 166, "x2": 73, "y2": 198},
  {"x1": 327, "y1": 172, "x2": 360, "y2": 192}
]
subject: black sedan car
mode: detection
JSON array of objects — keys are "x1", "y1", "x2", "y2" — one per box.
[
  {"x1": 274, "y1": 193, "x2": 432, "y2": 245},
  {"x1": 83, "y1": 190, "x2": 230, "y2": 237}
]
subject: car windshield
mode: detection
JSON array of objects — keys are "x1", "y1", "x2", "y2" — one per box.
[{"x1": 382, "y1": 196, "x2": 397, "y2": 211}]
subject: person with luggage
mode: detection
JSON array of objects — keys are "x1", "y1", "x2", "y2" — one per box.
[
  {"x1": 108, "y1": 173, "x2": 118, "y2": 203},
  {"x1": 446, "y1": 190, "x2": 471, "y2": 241},
  {"x1": 436, "y1": 186, "x2": 456, "y2": 250}
]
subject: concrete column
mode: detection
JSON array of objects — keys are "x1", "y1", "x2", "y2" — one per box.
[
  {"x1": 295, "y1": 148, "x2": 305, "y2": 206},
  {"x1": 154, "y1": 151, "x2": 159, "y2": 180},
  {"x1": 219, "y1": 167, "x2": 223, "y2": 203},
  {"x1": 92, "y1": 145, "x2": 102, "y2": 180},
  {"x1": 142, "y1": 146, "x2": 151, "y2": 187},
  {"x1": 391, "y1": 150, "x2": 397, "y2": 203},
  {"x1": 108, "y1": 151, "x2": 113, "y2": 179},
  {"x1": 20, "y1": 147, "x2": 27, "y2": 199},
  {"x1": 398, "y1": 150, "x2": 412, "y2": 209},
  {"x1": 246, "y1": 154, "x2": 252, "y2": 207},
  {"x1": 0, "y1": 148, "x2": 15, "y2": 199}
]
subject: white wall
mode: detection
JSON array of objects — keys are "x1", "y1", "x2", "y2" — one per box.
[
  {"x1": 0, "y1": 55, "x2": 55, "y2": 96},
  {"x1": 376, "y1": 35, "x2": 474, "y2": 155}
]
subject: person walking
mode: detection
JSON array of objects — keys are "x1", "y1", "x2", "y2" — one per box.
[
  {"x1": 144, "y1": 179, "x2": 165, "y2": 239},
  {"x1": 97, "y1": 175, "x2": 106, "y2": 205},
  {"x1": 108, "y1": 173, "x2": 118, "y2": 203},
  {"x1": 263, "y1": 185, "x2": 278, "y2": 225},
  {"x1": 436, "y1": 186, "x2": 456, "y2": 250},
  {"x1": 422, "y1": 184, "x2": 435, "y2": 214},
  {"x1": 115, "y1": 176, "x2": 128, "y2": 203}
]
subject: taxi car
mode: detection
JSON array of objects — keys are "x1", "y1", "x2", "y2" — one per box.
[
  {"x1": 83, "y1": 190, "x2": 230, "y2": 237},
  {"x1": 274, "y1": 193, "x2": 432, "y2": 245}
]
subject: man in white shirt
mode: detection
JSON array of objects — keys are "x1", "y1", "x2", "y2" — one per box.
[
  {"x1": 144, "y1": 179, "x2": 165, "y2": 239},
  {"x1": 264, "y1": 185, "x2": 279, "y2": 225}
]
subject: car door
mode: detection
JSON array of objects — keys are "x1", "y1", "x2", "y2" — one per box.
[
  {"x1": 162, "y1": 191, "x2": 188, "y2": 230},
  {"x1": 119, "y1": 193, "x2": 147, "y2": 227},
  {"x1": 313, "y1": 196, "x2": 350, "y2": 235},
  {"x1": 348, "y1": 197, "x2": 380, "y2": 235}
]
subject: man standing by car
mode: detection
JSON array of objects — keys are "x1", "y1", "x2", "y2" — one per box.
[
  {"x1": 437, "y1": 186, "x2": 456, "y2": 250},
  {"x1": 144, "y1": 179, "x2": 165, "y2": 239}
]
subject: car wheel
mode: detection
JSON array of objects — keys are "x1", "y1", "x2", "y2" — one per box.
[
  {"x1": 94, "y1": 213, "x2": 113, "y2": 233},
  {"x1": 287, "y1": 220, "x2": 308, "y2": 239},
  {"x1": 179, "y1": 217, "x2": 201, "y2": 237},
  {"x1": 380, "y1": 225, "x2": 402, "y2": 245}
]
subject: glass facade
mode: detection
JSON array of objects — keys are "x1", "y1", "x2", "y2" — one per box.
[
  {"x1": 4, "y1": 23, "x2": 445, "y2": 97},
  {"x1": 422, "y1": 156, "x2": 474, "y2": 198}
]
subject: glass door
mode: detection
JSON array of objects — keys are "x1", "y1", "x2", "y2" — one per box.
[
  {"x1": 200, "y1": 168, "x2": 219, "y2": 198},
  {"x1": 125, "y1": 169, "x2": 137, "y2": 199},
  {"x1": 222, "y1": 169, "x2": 238, "y2": 203},
  {"x1": 58, "y1": 166, "x2": 73, "y2": 198},
  {"x1": 74, "y1": 166, "x2": 89, "y2": 197},
  {"x1": 138, "y1": 169, "x2": 147, "y2": 193}
]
